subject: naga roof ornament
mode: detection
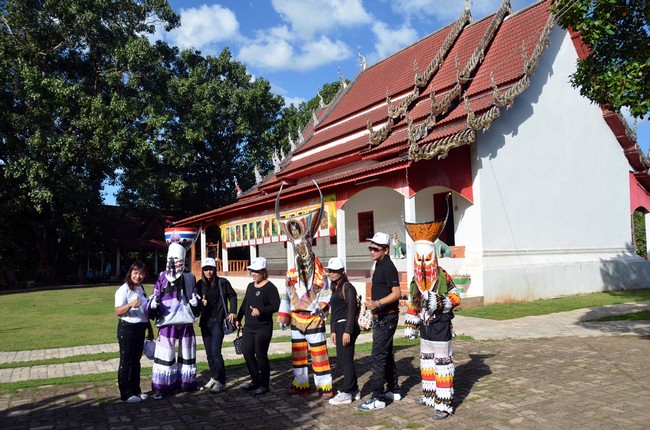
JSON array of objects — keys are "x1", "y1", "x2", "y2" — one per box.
[
  {"x1": 367, "y1": 6, "x2": 471, "y2": 147},
  {"x1": 358, "y1": 47, "x2": 367, "y2": 71},
  {"x1": 338, "y1": 67, "x2": 348, "y2": 89},
  {"x1": 409, "y1": 2, "x2": 555, "y2": 162}
]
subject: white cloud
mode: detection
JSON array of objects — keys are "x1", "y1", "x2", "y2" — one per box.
[
  {"x1": 238, "y1": 28, "x2": 351, "y2": 71},
  {"x1": 271, "y1": 0, "x2": 372, "y2": 40},
  {"x1": 370, "y1": 21, "x2": 419, "y2": 62},
  {"x1": 167, "y1": 4, "x2": 240, "y2": 52}
]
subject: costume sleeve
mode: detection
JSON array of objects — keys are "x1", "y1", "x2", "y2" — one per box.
[
  {"x1": 440, "y1": 270, "x2": 461, "y2": 312},
  {"x1": 316, "y1": 277, "x2": 332, "y2": 314},
  {"x1": 404, "y1": 278, "x2": 422, "y2": 338}
]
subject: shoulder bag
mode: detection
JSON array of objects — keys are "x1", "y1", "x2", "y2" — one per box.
[{"x1": 219, "y1": 278, "x2": 236, "y2": 335}]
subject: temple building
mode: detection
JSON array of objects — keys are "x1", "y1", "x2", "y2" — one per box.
[{"x1": 174, "y1": 0, "x2": 650, "y2": 304}]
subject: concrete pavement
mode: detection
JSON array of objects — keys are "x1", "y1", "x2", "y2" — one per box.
[{"x1": 2, "y1": 301, "x2": 650, "y2": 429}]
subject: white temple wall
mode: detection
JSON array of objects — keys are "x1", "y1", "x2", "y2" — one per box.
[{"x1": 470, "y1": 26, "x2": 650, "y2": 303}]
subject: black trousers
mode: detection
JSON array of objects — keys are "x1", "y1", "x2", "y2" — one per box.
[
  {"x1": 242, "y1": 326, "x2": 273, "y2": 388},
  {"x1": 117, "y1": 319, "x2": 147, "y2": 400},
  {"x1": 370, "y1": 313, "x2": 399, "y2": 398},
  {"x1": 332, "y1": 321, "x2": 359, "y2": 393}
]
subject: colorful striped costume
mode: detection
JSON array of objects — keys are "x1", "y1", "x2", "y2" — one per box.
[
  {"x1": 278, "y1": 256, "x2": 332, "y2": 395},
  {"x1": 404, "y1": 267, "x2": 461, "y2": 414}
]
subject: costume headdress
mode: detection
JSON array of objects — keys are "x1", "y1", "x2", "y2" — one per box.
[
  {"x1": 404, "y1": 193, "x2": 450, "y2": 292},
  {"x1": 164, "y1": 227, "x2": 198, "y2": 282},
  {"x1": 275, "y1": 180, "x2": 324, "y2": 294}
]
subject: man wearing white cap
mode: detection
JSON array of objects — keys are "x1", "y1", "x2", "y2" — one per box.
[{"x1": 358, "y1": 232, "x2": 402, "y2": 411}]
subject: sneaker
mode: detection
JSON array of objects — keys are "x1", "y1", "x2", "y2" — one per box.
[
  {"x1": 242, "y1": 383, "x2": 259, "y2": 392},
  {"x1": 210, "y1": 381, "x2": 225, "y2": 394},
  {"x1": 253, "y1": 387, "x2": 269, "y2": 396},
  {"x1": 432, "y1": 410, "x2": 451, "y2": 420},
  {"x1": 384, "y1": 391, "x2": 402, "y2": 401},
  {"x1": 201, "y1": 378, "x2": 217, "y2": 391},
  {"x1": 328, "y1": 391, "x2": 352, "y2": 405},
  {"x1": 125, "y1": 395, "x2": 142, "y2": 404},
  {"x1": 138, "y1": 393, "x2": 149, "y2": 401},
  {"x1": 152, "y1": 390, "x2": 163, "y2": 400},
  {"x1": 357, "y1": 397, "x2": 386, "y2": 411}
]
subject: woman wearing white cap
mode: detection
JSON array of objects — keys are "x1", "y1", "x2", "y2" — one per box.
[
  {"x1": 236, "y1": 257, "x2": 280, "y2": 395},
  {"x1": 197, "y1": 257, "x2": 237, "y2": 393},
  {"x1": 325, "y1": 257, "x2": 361, "y2": 405}
]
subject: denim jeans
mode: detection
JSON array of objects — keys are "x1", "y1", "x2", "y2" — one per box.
[
  {"x1": 201, "y1": 320, "x2": 226, "y2": 384},
  {"x1": 370, "y1": 313, "x2": 399, "y2": 397}
]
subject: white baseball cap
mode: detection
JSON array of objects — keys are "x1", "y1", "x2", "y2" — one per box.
[
  {"x1": 368, "y1": 232, "x2": 390, "y2": 246},
  {"x1": 247, "y1": 257, "x2": 267, "y2": 271},
  {"x1": 325, "y1": 257, "x2": 345, "y2": 271},
  {"x1": 202, "y1": 257, "x2": 216, "y2": 268}
]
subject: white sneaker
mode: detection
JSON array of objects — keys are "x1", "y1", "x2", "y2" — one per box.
[
  {"x1": 328, "y1": 391, "x2": 352, "y2": 405},
  {"x1": 354, "y1": 390, "x2": 361, "y2": 401},
  {"x1": 201, "y1": 378, "x2": 217, "y2": 391},
  {"x1": 138, "y1": 393, "x2": 149, "y2": 401},
  {"x1": 384, "y1": 391, "x2": 402, "y2": 401},
  {"x1": 210, "y1": 381, "x2": 225, "y2": 394},
  {"x1": 357, "y1": 397, "x2": 386, "y2": 411},
  {"x1": 125, "y1": 395, "x2": 142, "y2": 404}
]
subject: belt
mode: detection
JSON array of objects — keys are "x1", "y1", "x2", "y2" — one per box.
[
  {"x1": 336, "y1": 319, "x2": 347, "y2": 323},
  {"x1": 293, "y1": 310, "x2": 312, "y2": 315},
  {"x1": 374, "y1": 309, "x2": 397, "y2": 318}
]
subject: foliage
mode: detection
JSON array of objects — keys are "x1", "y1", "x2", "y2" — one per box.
[
  {"x1": 633, "y1": 210, "x2": 647, "y2": 258},
  {"x1": 551, "y1": 0, "x2": 650, "y2": 118},
  {"x1": 0, "y1": 0, "x2": 180, "y2": 283}
]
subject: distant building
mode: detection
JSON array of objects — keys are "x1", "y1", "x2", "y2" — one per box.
[{"x1": 175, "y1": 0, "x2": 650, "y2": 304}]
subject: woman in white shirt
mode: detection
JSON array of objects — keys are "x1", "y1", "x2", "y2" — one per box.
[{"x1": 114, "y1": 261, "x2": 153, "y2": 403}]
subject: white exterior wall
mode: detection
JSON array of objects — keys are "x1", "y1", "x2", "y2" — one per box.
[{"x1": 469, "y1": 26, "x2": 650, "y2": 303}]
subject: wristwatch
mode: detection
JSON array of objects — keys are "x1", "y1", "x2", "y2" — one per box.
[{"x1": 377, "y1": 299, "x2": 382, "y2": 307}]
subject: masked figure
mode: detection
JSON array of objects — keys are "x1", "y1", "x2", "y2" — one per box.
[
  {"x1": 276, "y1": 181, "x2": 333, "y2": 397},
  {"x1": 148, "y1": 228, "x2": 201, "y2": 399},
  {"x1": 403, "y1": 194, "x2": 461, "y2": 420}
]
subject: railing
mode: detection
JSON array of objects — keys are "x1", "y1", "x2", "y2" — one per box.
[{"x1": 217, "y1": 260, "x2": 248, "y2": 274}]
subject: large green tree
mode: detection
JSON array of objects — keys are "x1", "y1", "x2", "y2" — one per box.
[
  {"x1": 0, "y1": 0, "x2": 180, "y2": 283},
  {"x1": 116, "y1": 47, "x2": 286, "y2": 213},
  {"x1": 552, "y1": 0, "x2": 650, "y2": 118}
]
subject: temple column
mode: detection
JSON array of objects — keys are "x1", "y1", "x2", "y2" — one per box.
[
  {"x1": 404, "y1": 195, "x2": 416, "y2": 284},
  {"x1": 336, "y1": 207, "x2": 346, "y2": 264},
  {"x1": 250, "y1": 245, "x2": 257, "y2": 261},
  {"x1": 222, "y1": 247, "x2": 229, "y2": 275},
  {"x1": 286, "y1": 241, "x2": 295, "y2": 271},
  {"x1": 200, "y1": 225, "x2": 207, "y2": 261},
  {"x1": 645, "y1": 212, "x2": 650, "y2": 258}
]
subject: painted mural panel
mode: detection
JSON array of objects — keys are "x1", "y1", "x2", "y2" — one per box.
[{"x1": 221, "y1": 194, "x2": 337, "y2": 248}]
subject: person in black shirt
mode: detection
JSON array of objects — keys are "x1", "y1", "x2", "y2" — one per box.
[
  {"x1": 236, "y1": 257, "x2": 281, "y2": 396},
  {"x1": 198, "y1": 258, "x2": 237, "y2": 394},
  {"x1": 326, "y1": 257, "x2": 361, "y2": 405},
  {"x1": 358, "y1": 232, "x2": 402, "y2": 411}
]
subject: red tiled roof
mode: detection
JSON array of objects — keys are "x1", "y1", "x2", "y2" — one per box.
[{"x1": 175, "y1": 0, "x2": 647, "y2": 226}]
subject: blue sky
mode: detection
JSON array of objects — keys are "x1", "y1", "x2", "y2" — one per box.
[{"x1": 103, "y1": 0, "x2": 648, "y2": 204}]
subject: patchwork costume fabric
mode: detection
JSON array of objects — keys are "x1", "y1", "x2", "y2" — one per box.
[
  {"x1": 276, "y1": 181, "x2": 333, "y2": 396},
  {"x1": 149, "y1": 234, "x2": 200, "y2": 396},
  {"x1": 403, "y1": 199, "x2": 461, "y2": 415}
]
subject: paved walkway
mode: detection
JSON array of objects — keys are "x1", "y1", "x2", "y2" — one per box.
[{"x1": 2, "y1": 301, "x2": 650, "y2": 429}]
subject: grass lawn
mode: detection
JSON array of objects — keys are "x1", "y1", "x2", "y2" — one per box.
[
  {"x1": 1, "y1": 285, "x2": 649, "y2": 351},
  {"x1": 458, "y1": 288, "x2": 650, "y2": 320}
]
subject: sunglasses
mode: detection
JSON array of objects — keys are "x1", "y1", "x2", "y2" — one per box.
[
  {"x1": 368, "y1": 246, "x2": 384, "y2": 253},
  {"x1": 328, "y1": 269, "x2": 344, "y2": 274},
  {"x1": 202, "y1": 267, "x2": 215, "y2": 271}
]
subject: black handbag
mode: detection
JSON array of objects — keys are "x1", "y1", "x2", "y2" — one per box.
[
  {"x1": 233, "y1": 329, "x2": 243, "y2": 355},
  {"x1": 219, "y1": 279, "x2": 235, "y2": 335}
]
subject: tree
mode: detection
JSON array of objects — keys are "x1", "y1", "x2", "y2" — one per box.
[
  {"x1": 0, "y1": 0, "x2": 180, "y2": 283},
  {"x1": 551, "y1": 0, "x2": 650, "y2": 118},
  {"x1": 116, "y1": 47, "x2": 286, "y2": 214}
]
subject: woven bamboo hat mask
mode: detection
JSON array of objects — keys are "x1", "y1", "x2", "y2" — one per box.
[
  {"x1": 165, "y1": 243, "x2": 186, "y2": 283},
  {"x1": 275, "y1": 180, "x2": 324, "y2": 281},
  {"x1": 404, "y1": 193, "x2": 451, "y2": 292}
]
